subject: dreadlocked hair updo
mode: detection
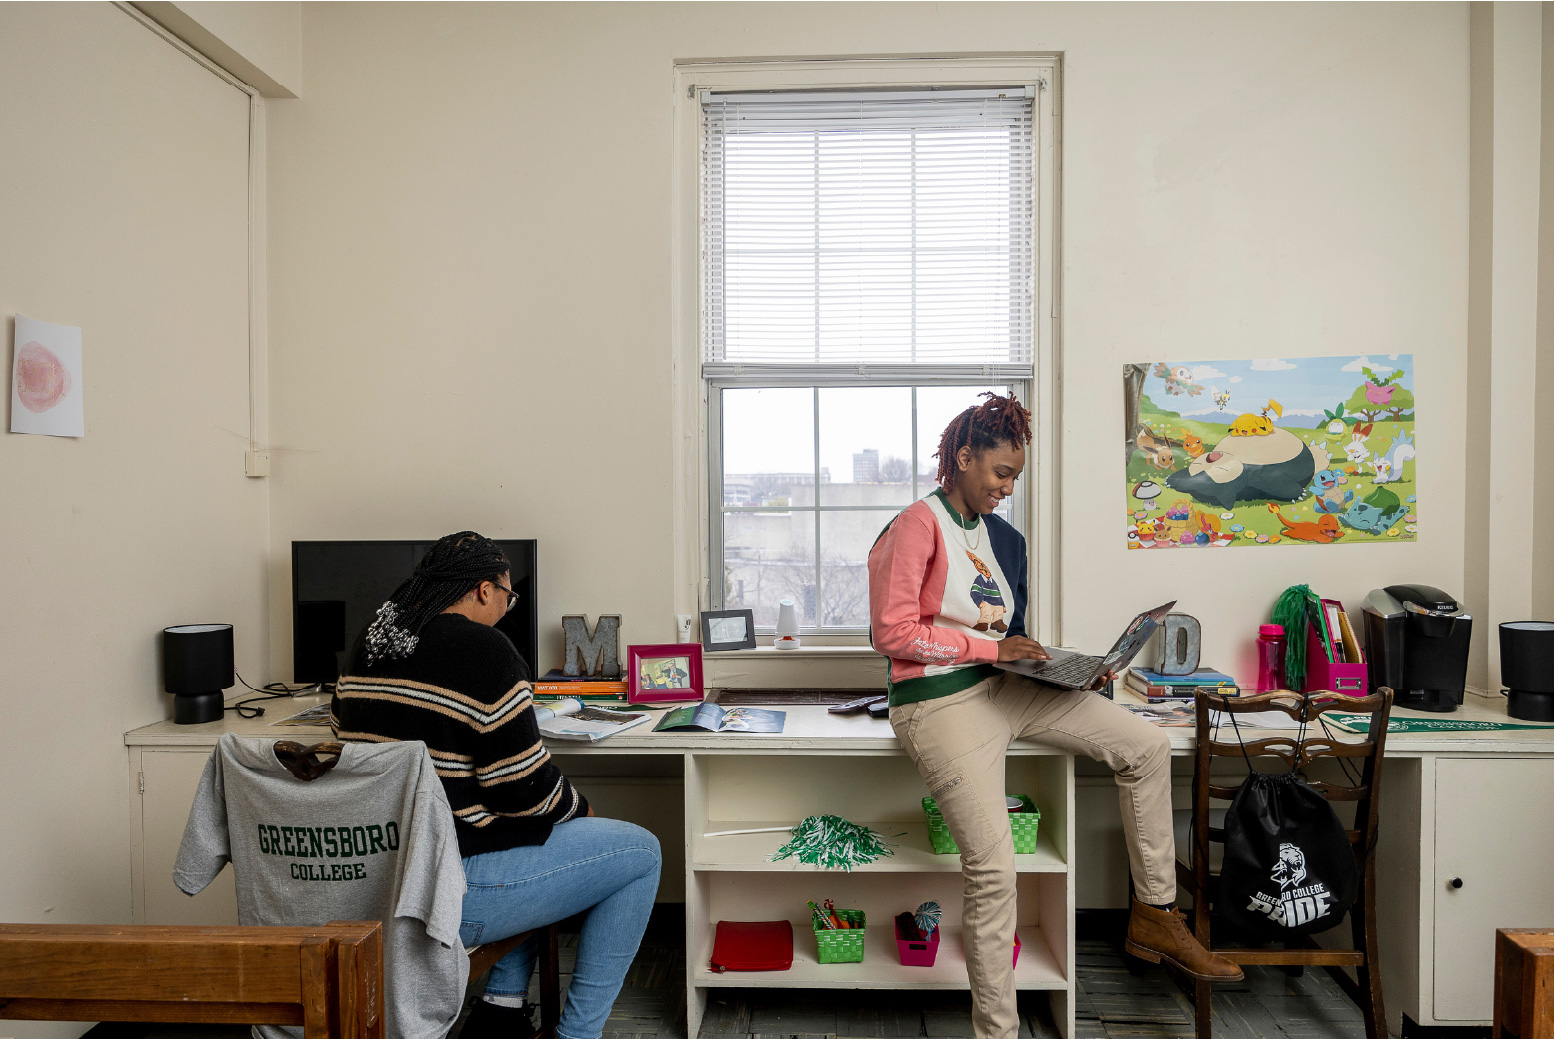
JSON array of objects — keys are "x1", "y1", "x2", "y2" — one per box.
[
  {"x1": 934, "y1": 391, "x2": 1033, "y2": 490},
  {"x1": 362, "y1": 531, "x2": 511, "y2": 665}
]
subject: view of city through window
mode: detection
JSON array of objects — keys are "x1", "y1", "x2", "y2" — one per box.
[{"x1": 719, "y1": 385, "x2": 1016, "y2": 630}]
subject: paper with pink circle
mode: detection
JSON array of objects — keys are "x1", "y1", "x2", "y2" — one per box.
[{"x1": 10, "y1": 314, "x2": 84, "y2": 437}]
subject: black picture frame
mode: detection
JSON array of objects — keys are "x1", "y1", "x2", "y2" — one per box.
[{"x1": 700, "y1": 609, "x2": 757, "y2": 652}]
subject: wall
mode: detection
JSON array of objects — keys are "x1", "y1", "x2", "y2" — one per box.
[
  {"x1": 266, "y1": 2, "x2": 1470, "y2": 689},
  {"x1": 0, "y1": 9, "x2": 266, "y2": 1033},
  {"x1": 133, "y1": 0, "x2": 303, "y2": 97},
  {"x1": 1537, "y1": 3, "x2": 1554, "y2": 624},
  {"x1": 1465, "y1": 0, "x2": 1553, "y2": 690}
]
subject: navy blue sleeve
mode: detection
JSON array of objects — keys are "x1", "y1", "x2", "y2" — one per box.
[{"x1": 986, "y1": 516, "x2": 1028, "y2": 640}]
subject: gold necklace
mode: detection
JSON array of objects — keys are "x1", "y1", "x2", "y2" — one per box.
[{"x1": 960, "y1": 513, "x2": 982, "y2": 551}]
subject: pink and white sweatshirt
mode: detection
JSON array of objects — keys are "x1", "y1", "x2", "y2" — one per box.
[{"x1": 868, "y1": 489, "x2": 1029, "y2": 706}]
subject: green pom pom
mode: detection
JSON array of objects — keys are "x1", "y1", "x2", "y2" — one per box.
[{"x1": 769, "y1": 815, "x2": 895, "y2": 871}]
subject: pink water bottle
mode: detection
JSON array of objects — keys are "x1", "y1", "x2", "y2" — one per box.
[{"x1": 1255, "y1": 624, "x2": 1286, "y2": 692}]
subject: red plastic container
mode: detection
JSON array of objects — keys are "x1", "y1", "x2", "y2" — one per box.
[
  {"x1": 1013, "y1": 931, "x2": 1022, "y2": 967},
  {"x1": 895, "y1": 918, "x2": 940, "y2": 966}
]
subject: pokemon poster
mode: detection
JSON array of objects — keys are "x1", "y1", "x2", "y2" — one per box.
[{"x1": 1124, "y1": 355, "x2": 1417, "y2": 549}]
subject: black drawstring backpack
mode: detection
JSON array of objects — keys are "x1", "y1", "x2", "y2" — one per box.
[{"x1": 1215, "y1": 698, "x2": 1359, "y2": 937}]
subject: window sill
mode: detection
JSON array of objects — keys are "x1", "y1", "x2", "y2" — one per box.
[
  {"x1": 702, "y1": 643, "x2": 888, "y2": 690},
  {"x1": 705, "y1": 644, "x2": 881, "y2": 660}
]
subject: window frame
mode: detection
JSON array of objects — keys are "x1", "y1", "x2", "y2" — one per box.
[
  {"x1": 671, "y1": 56, "x2": 1063, "y2": 650},
  {"x1": 708, "y1": 378, "x2": 1031, "y2": 635}
]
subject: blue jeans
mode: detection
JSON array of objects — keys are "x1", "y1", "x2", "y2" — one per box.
[{"x1": 459, "y1": 817, "x2": 661, "y2": 1039}]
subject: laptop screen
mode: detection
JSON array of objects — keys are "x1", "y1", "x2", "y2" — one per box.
[{"x1": 1099, "y1": 602, "x2": 1176, "y2": 674}]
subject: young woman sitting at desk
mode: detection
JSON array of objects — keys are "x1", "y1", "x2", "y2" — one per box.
[
  {"x1": 867, "y1": 393, "x2": 1241, "y2": 1039},
  {"x1": 332, "y1": 531, "x2": 661, "y2": 1039}
]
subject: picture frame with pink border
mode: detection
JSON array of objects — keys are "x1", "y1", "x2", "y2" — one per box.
[{"x1": 627, "y1": 643, "x2": 704, "y2": 704}]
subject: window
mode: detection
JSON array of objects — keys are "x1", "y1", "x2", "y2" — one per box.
[{"x1": 700, "y1": 84, "x2": 1037, "y2": 633}]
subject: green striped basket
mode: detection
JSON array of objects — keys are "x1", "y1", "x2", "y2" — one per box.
[
  {"x1": 923, "y1": 795, "x2": 1041, "y2": 854},
  {"x1": 813, "y1": 909, "x2": 866, "y2": 963}
]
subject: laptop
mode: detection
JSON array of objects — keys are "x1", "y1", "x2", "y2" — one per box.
[{"x1": 994, "y1": 601, "x2": 1176, "y2": 690}]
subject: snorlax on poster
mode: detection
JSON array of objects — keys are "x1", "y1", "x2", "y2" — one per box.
[{"x1": 1123, "y1": 355, "x2": 1417, "y2": 549}]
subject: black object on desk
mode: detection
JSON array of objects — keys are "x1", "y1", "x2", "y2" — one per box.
[
  {"x1": 1501, "y1": 621, "x2": 1553, "y2": 722},
  {"x1": 828, "y1": 694, "x2": 887, "y2": 715},
  {"x1": 1362, "y1": 584, "x2": 1472, "y2": 712}
]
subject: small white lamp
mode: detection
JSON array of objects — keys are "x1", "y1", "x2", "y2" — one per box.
[{"x1": 774, "y1": 598, "x2": 801, "y2": 650}]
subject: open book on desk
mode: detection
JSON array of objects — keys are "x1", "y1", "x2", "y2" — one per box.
[
  {"x1": 536, "y1": 699, "x2": 653, "y2": 742},
  {"x1": 653, "y1": 703, "x2": 785, "y2": 733}
]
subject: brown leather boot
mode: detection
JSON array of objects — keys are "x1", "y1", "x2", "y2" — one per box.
[{"x1": 1124, "y1": 898, "x2": 1244, "y2": 982}]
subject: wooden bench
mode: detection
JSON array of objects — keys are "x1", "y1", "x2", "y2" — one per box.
[{"x1": 0, "y1": 921, "x2": 383, "y2": 1039}]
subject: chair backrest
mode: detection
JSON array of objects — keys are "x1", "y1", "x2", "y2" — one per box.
[
  {"x1": 0, "y1": 921, "x2": 383, "y2": 1039},
  {"x1": 1187, "y1": 688, "x2": 1394, "y2": 873},
  {"x1": 177, "y1": 735, "x2": 468, "y2": 1039}
]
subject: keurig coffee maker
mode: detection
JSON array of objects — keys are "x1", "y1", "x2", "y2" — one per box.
[
  {"x1": 1500, "y1": 621, "x2": 1553, "y2": 722},
  {"x1": 1361, "y1": 584, "x2": 1473, "y2": 712}
]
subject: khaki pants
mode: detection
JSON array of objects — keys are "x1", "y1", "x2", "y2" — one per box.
[{"x1": 890, "y1": 671, "x2": 1176, "y2": 1039}]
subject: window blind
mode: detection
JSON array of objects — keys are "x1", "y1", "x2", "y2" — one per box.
[{"x1": 700, "y1": 88, "x2": 1035, "y2": 370}]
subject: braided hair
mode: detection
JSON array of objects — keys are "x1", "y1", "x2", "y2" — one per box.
[
  {"x1": 362, "y1": 531, "x2": 511, "y2": 664},
  {"x1": 934, "y1": 391, "x2": 1033, "y2": 490}
]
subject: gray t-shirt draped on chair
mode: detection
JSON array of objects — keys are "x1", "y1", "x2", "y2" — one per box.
[{"x1": 175, "y1": 733, "x2": 470, "y2": 1039}]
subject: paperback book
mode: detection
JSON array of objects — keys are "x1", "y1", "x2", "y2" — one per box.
[{"x1": 653, "y1": 703, "x2": 785, "y2": 733}]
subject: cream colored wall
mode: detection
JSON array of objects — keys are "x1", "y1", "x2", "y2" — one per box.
[
  {"x1": 0, "y1": 8, "x2": 265, "y2": 1027},
  {"x1": 1535, "y1": 3, "x2": 1554, "y2": 624},
  {"x1": 133, "y1": 0, "x2": 302, "y2": 97},
  {"x1": 266, "y1": 2, "x2": 1470, "y2": 688},
  {"x1": 1465, "y1": 0, "x2": 1552, "y2": 689}
]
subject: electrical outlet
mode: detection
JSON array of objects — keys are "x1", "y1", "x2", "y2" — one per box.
[
  {"x1": 245, "y1": 450, "x2": 270, "y2": 478},
  {"x1": 676, "y1": 614, "x2": 695, "y2": 643}
]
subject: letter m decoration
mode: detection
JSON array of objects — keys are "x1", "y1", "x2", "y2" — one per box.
[{"x1": 562, "y1": 615, "x2": 621, "y2": 677}]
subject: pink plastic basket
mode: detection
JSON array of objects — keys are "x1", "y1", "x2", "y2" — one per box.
[
  {"x1": 894, "y1": 921, "x2": 1021, "y2": 968},
  {"x1": 895, "y1": 918, "x2": 940, "y2": 966}
]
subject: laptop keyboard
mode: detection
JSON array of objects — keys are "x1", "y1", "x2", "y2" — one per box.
[{"x1": 1037, "y1": 654, "x2": 1103, "y2": 686}]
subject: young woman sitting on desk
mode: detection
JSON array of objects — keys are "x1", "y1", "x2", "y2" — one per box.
[
  {"x1": 867, "y1": 393, "x2": 1240, "y2": 1039},
  {"x1": 332, "y1": 532, "x2": 660, "y2": 1039}
]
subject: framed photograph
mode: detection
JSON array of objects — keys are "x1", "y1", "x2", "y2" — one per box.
[
  {"x1": 700, "y1": 609, "x2": 757, "y2": 652},
  {"x1": 627, "y1": 643, "x2": 704, "y2": 705}
]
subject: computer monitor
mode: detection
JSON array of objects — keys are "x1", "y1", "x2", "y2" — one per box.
[{"x1": 291, "y1": 539, "x2": 538, "y2": 684}]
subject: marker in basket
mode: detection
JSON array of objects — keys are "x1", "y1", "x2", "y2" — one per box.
[{"x1": 807, "y1": 899, "x2": 838, "y2": 930}]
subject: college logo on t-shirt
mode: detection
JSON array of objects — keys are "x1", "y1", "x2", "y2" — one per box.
[
  {"x1": 1244, "y1": 842, "x2": 1333, "y2": 928},
  {"x1": 256, "y1": 821, "x2": 400, "y2": 883},
  {"x1": 966, "y1": 552, "x2": 1007, "y2": 632}
]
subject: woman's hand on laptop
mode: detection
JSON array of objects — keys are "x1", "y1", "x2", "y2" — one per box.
[
  {"x1": 1087, "y1": 670, "x2": 1118, "y2": 692},
  {"x1": 997, "y1": 636, "x2": 1052, "y2": 663}
]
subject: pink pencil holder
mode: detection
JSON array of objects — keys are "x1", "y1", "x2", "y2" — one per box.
[{"x1": 895, "y1": 918, "x2": 940, "y2": 966}]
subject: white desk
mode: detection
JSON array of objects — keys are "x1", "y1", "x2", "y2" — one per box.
[{"x1": 126, "y1": 693, "x2": 1551, "y2": 1038}]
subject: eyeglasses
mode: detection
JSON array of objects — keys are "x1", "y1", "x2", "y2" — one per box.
[{"x1": 491, "y1": 581, "x2": 519, "y2": 613}]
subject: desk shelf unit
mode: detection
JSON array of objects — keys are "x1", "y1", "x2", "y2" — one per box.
[{"x1": 682, "y1": 747, "x2": 1076, "y2": 1038}]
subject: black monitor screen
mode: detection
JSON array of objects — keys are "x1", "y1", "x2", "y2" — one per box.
[{"x1": 292, "y1": 540, "x2": 538, "y2": 684}]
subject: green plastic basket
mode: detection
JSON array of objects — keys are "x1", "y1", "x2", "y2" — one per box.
[
  {"x1": 923, "y1": 795, "x2": 1041, "y2": 854},
  {"x1": 813, "y1": 909, "x2": 866, "y2": 963}
]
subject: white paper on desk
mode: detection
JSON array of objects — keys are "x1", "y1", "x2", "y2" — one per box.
[
  {"x1": 11, "y1": 315, "x2": 84, "y2": 437},
  {"x1": 1209, "y1": 710, "x2": 1304, "y2": 730}
]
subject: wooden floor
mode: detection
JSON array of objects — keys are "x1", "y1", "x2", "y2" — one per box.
[
  {"x1": 84, "y1": 908, "x2": 1372, "y2": 1039},
  {"x1": 481, "y1": 907, "x2": 1373, "y2": 1039}
]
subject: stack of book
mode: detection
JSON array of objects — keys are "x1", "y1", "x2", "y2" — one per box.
[
  {"x1": 535, "y1": 669, "x2": 629, "y2": 703},
  {"x1": 1124, "y1": 666, "x2": 1238, "y2": 702}
]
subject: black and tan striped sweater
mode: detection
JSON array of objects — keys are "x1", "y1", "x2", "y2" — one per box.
[{"x1": 331, "y1": 613, "x2": 588, "y2": 857}]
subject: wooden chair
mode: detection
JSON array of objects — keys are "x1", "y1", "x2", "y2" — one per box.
[
  {"x1": 0, "y1": 921, "x2": 383, "y2": 1039},
  {"x1": 1494, "y1": 928, "x2": 1553, "y2": 1039},
  {"x1": 465, "y1": 926, "x2": 562, "y2": 1039},
  {"x1": 1176, "y1": 688, "x2": 1393, "y2": 1039},
  {"x1": 269, "y1": 740, "x2": 563, "y2": 1039}
]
